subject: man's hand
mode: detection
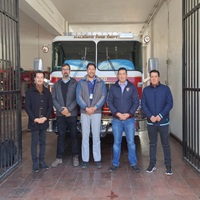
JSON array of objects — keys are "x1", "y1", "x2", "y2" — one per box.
[
  {"x1": 121, "y1": 113, "x2": 130, "y2": 120},
  {"x1": 156, "y1": 115, "x2": 161, "y2": 122},
  {"x1": 34, "y1": 117, "x2": 47, "y2": 124},
  {"x1": 150, "y1": 116, "x2": 157, "y2": 123},
  {"x1": 61, "y1": 107, "x2": 71, "y2": 117},
  {"x1": 86, "y1": 107, "x2": 96, "y2": 115},
  {"x1": 116, "y1": 112, "x2": 130, "y2": 120}
]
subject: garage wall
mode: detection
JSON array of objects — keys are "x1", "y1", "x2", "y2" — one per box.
[
  {"x1": 19, "y1": 10, "x2": 55, "y2": 71},
  {"x1": 145, "y1": 0, "x2": 182, "y2": 140}
]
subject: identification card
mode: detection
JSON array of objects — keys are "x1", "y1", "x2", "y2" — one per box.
[{"x1": 90, "y1": 93, "x2": 93, "y2": 99}]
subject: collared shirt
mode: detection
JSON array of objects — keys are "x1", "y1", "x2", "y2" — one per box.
[
  {"x1": 62, "y1": 77, "x2": 70, "y2": 83},
  {"x1": 118, "y1": 80, "x2": 128, "y2": 93}
]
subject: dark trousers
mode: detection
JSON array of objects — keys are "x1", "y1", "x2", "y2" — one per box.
[
  {"x1": 31, "y1": 129, "x2": 46, "y2": 164},
  {"x1": 147, "y1": 125, "x2": 171, "y2": 166},
  {"x1": 56, "y1": 116, "x2": 79, "y2": 158}
]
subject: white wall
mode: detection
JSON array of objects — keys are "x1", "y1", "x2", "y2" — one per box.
[
  {"x1": 145, "y1": 0, "x2": 182, "y2": 140},
  {"x1": 19, "y1": 10, "x2": 55, "y2": 71}
]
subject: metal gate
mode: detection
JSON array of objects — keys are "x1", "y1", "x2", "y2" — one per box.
[
  {"x1": 183, "y1": 0, "x2": 200, "y2": 171},
  {"x1": 0, "y1": 0, "x2": 21, "y2": 178}
]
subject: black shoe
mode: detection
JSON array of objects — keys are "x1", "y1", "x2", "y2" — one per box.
[
  {"x1": 131, "y1": 165, "x2": 140, "y2": 173},
  {"x1": 39, "y1": 161, "x2": 49, "y2": 170},
  {"x1": 81, "y1": 161, "x2": 89, "y2": 169},
  {"x1": 146, "y1": 164, "x2": 156, "y2": 173},
  {"x1": 32, "y1": 163, "x2": 39, "y2": 172},
  {"x1": 96, "y1": 161, "x2": 102, "y2": 169},
  {"x1": 166, "y1": 166, "x2": 173, "y2": 175},
  {"x1": 109, "y1": 165, "x2": 118, "y2": 172}
]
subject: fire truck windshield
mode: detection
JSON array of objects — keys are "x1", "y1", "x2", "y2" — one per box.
[
  {"x1": 52, "y1": 40, "x2": 142, "y2": 73},
  {"x1": 52, "y1": 41, "x2": 95, "y2": 71},
  {"x1": 97, "y1": 41, "x2": 142, "y2": 72}
]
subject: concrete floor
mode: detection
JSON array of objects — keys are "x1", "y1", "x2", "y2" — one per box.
[{"x1": 0, "y1": 110, "x2": 200, "y2": 200}]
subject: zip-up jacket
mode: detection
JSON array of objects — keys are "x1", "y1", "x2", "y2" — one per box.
[
  {"x1": 107, "y1": 80, "x2": 139, "y2": 118},
  {"x1": 52, "y1": 77, "x2": 78, "y2": 116},
  {"x1": 76, "y1": 75, "x2": 107, "y2": 113},
  {"x1": 141, "y1": 83, "x2": 173, "y2": 126}
]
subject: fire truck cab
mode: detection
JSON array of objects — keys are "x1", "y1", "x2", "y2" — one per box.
[{"x1": 49, "y1": 32, "x2": 146, "y2": 136}]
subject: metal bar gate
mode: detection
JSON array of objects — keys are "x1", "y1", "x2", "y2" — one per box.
[
  {"x1": 0, "y1": 0, "x2": 21, "y2": 178},
  {"x1": 183, "y1": 0, "x2": 200, "y2": 171}
]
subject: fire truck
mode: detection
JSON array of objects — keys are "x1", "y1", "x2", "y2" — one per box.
[{"x1": 49, "y1": 32, "x2": 146, "y2": 136}]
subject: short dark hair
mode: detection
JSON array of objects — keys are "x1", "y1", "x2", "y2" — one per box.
[
  {"x1": 150, "y1": 69, "x2": 160, "y2": 77},
  {"x1": 62, "y1": 63, "x2": 71, "y2": 70},
  {"x1": 86, "y1": 62, "x2": 96, "y2": 69},
  {"x1": 34, "y1": 70, "x2": 44, "y2": 78},
  {"x1": 118, "y1": 67, "x2": 127, "y2": 73}
]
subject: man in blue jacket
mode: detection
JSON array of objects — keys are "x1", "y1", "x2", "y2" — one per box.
[
  {"x1": 141, "y1": 69, "x2": 173, "y2": 175},
  {"x1": 76, "y1": 63, "x2": 107, "y2": 169},
  {"x1": 107, "y1": 67, "x2": 140, "y2": 173},
  {"x1": 25, "y1": 71, "x2": 53, "y2": 172}
]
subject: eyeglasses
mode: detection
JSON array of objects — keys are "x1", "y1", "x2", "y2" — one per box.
[{"x1": 62, "y1": 68, "x2": 70, "y2": 71}]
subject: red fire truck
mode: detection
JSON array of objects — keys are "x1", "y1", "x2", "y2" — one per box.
[{"x1": 49, "y1": 32, "x2": 146, "y2": 136}]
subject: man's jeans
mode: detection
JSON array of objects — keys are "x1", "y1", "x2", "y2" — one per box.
[
  {"x1": 81, "y1": 113, "x2": 101, "y2": 162},
  {"x1": 56, "y1": 116, "x2": 79, "y2": 158},
  {"x1": 31, "y1": 129, "x2": 46, "y2": 163},
  {"x1": 112, "y1": 118, "x2": 137, "y2": 167},
  {"x1": 147, "y1": 125, "x2": 171, "y2": 166}
]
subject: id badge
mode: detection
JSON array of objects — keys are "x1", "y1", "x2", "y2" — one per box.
[{"x1": 90, "y1": 93, "x2": 93, "y2": 99}]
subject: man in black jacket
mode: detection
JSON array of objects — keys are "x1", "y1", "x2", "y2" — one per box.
[
  {"x1": 51, "y1": 63, "x2": 80, "y2": 167},
  {"x1": 25, "y1": 71, "x2": 53, "y2": 172}
]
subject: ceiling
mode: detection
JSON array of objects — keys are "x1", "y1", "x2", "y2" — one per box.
[{"x1": 20, "y1": 0, "x2": 165, "y2": 37}]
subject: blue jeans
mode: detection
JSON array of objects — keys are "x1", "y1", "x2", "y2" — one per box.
[
  {"x1": 147, "y1": 125, "x2": 171, "y2": 166},
  {"x1": 31, "y1": 129, "x2": 46, "y2": 164},
  {"x1": 112, "y1": 118, "x2": 137, "y2": 167},
  {"x1": 56, "y1": 116, "x2": 79, "y2": 158}
]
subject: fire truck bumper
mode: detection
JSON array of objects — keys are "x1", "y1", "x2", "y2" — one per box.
[{"x1": 47, "y1": 116, "x2": 147, "y2": 137}]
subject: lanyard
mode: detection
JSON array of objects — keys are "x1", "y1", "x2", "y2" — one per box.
[{"x1": 88, "y1": 79, "x2": 96, "y2": 102}]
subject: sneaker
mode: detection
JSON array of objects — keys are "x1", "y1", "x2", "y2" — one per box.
[
  {"x1": 32, "y1": 163, "x2": 39, "y2": 172},
  {"x1": 109, "y1": 165, "x2": 118, "y2": 172},
  {"x1": 131, "y1": 165, "x2": 140, "y2": 173},
  {"x1": 146, "y1": 164, "x2": 156, "y2": 173},
  {"x1": 51, "y1": 158, "x2": 62, "y2": 168},
  {"x1": 73, "y1": 155, "x2": 79, "y2": 167},
  {"x1": 39, "y1": 161, "x2": 49, "y2": 170},
  {"x1": 81, "y1": 162, "x2": 89, "y2": 169},
  {"x1": 96, "y1": 161, "x2": 102, "y2": 169},
  {"x1": 166, "y1": 166, "x2": 173, "y2": 175}
]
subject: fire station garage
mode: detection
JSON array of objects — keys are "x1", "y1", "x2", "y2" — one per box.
[{"x1": 0, "y1": 0, "x2": 200, "y2": 199}]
